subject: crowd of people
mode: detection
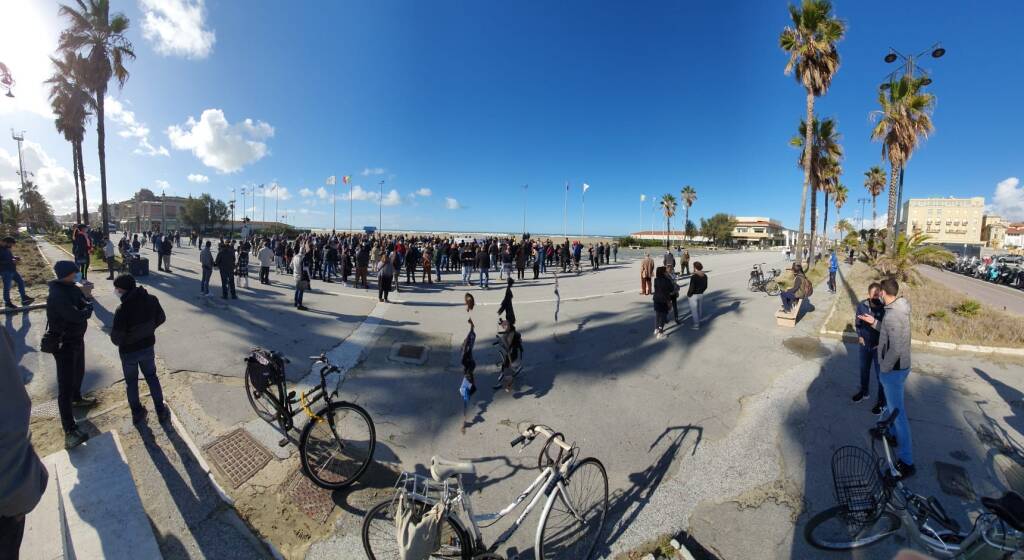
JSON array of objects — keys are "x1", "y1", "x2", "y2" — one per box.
[{"x1": 639, "y1": 248, "x2": 706, "y2": 338}]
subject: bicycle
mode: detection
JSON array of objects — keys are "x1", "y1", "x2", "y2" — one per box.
[
  {"x1": 361, "y1": 424, "x2": 609, "y2": 559},
  {"x1": 804, "y1": 409, "x2": 1024, "y2": 557},
  {"x1": 243, "y1": 348, "x2": 376, "y2": 490},
  {"x1": 748, "y1": 263, "x2": 780, "y2": 296}
]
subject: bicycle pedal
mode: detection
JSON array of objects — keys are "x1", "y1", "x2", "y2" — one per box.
[{"x1": 286, "y1": 391, "x2": 297, "y2": 403}]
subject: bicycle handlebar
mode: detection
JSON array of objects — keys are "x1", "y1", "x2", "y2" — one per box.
[{"x1": 512, "y1": 424, "x2": 572, "y2": 452}]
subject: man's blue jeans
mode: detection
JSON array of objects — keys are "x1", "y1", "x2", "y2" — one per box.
[
  {"x1": 462, "y1": 264, "x2": 472, "y2": 284},
  {"x1": 479, "y1": 268, "x2": 489, "y2": 288},
  {"x1": 1, "y1": 270, "x2": 28, "y2": 304},
  {"x1": 858, "y1": 345, "x2": 886, "y2": 404},
  {"x1": 539, "y1": 255, "x2": 546, "y2": 273},
  {"x1": 120, "y1": 346, "x2": 165, "y2": 414},
  {"x1": 200, "y1": 266, "x2": 212, "y2": 294},
  {"x1": 879, "y1": 368, "x2": 913, "y2": 465}
]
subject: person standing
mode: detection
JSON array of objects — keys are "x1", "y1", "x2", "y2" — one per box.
[
  {"x1": 159, "y1": 234, "x2": 173, "y2": 273},
  {"x1": 110, "y1": 274, "x2": 168, "y2": 424},
  {"x1": 199, "y1": 241, "x2": 214, "y2": 296},
  {"x1": 640, "y1": 252, "x2": 655, "y2": 295},
  {"x1": 376, "y1": 253, "x2": 394, "y2": 303},
  {"x1": 236, "y1": 243, "x2": 250, "y2": 289},
  {"x1": 475, "y1": 246, "x2": 489, "y2": 289},
  {"x1": 680, "y1": 248, "x2": 690, "y2": 276},
  {"x1": 852, "y1": 282, "x2": 887, "y2": 412},
  {"x1": 828, "y1": 250, "x2": 839, "y2": 293},
  {"x1": 662, "y1": 249, "x2": 676, "y2": 279},
  {"x1": 257, "y1": 242, "x2": 273, "y2": 285},
  {"x1": 46, "y1": 261, "x2": 96, "y2": 449},
  {"x1": 72, "y1": 225, "x2": 91, "y2": 280},
  {"x1": 858, "y1": 278, "x2": 914, "y2": 477},
  {"x1": 0, "y1": 327, "x2": 48, "y2": 560},
  {"x1": 652, "y1": 266, "x2": 672, "y2": 339},
  {"x1": 686, "y1": 261, "x2": 707, "y2": 329},
  {"x1": 215, "y1": 242, "x2": 237, "y2": 299},
  {"x1": 102, "y1": 236, "x2": 117, "y2": 280},
  {"x1": 0, "y1": 237, "x2": 35, "y2": 309},
  {"x1": 612, "y1": 242, "x2": 618, "y2": 263},
  {"x1": 292, "y1": 248, "x2": 310, "y2": 310}
]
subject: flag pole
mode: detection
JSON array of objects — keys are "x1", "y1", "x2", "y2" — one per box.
[
  {"x1": 332, "y1": 177, "x2": 336, "y2": 231},
  {"x1": 562, "y1": 182, "x2": 568, "y2": 237},
  {"x1": 348, "y1": 180, "x2": 353, "y2": 233}
]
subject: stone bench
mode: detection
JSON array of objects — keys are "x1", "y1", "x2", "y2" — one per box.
[{"x1": 775, "y1": 298, "x2": 804, "y2": 327}]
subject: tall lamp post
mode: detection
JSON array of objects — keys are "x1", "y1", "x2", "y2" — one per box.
[
  {"x1": 260, "y1": 183, "x2": 266, "y2": 223},
  {"x1": 9, "y1": 129, "x2": 27, "y2": 226},
  {"x1": 880, "y1": 43, "x2": 945, "y2": 230},
  {"x1": 161, "y1": 189, "x2": 166, "y2": 232},
  {"x1": 857, "y1": 197, "x2": 869, "y2": 230},
  {"x1": 229, "y1": 187, "x2": 235, "y2": 239},
  {"x1": 521, "y1": 184, "x2": 528, "y2": 235},
  {"x1": 378, "y1": 180, "x2": 384, "y2": 232}
]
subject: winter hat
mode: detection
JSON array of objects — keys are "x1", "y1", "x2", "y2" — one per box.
[
  {"x1": 53, "y1": 260, "x2": 78, "y2": 280},
  {"x1": 113, "y1": 274, "x2": 137, "y2": 291}
]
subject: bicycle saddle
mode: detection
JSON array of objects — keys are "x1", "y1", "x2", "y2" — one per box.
[
  {"x1": 982, "y1": 492, "x2": 1024, "y2": 532},
  {"x1": 430, "y1": 456, "x2": 476, "y2": 482}
]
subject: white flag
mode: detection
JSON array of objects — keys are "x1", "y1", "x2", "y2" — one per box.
[
  {"x1": 640, "y1": 194, "x2": 646, "y2": 202},
  {"x1": 326, "y1": 175, "x2": 337, "y2": 186},
  {"x1": 582, "y1": 183, "x2": 590, "y2": 193}
]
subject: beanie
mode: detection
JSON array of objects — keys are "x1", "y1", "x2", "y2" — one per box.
[
  {"x1": 53, "y1": 260, "x2": 79, "y2": 280},
  {"x1": 113, "y1": 274, "x2": 137, "y2": 291}
]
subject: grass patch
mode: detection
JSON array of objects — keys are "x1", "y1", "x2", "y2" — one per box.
[
  {"x1": 615, "y1": 533, "x2": 678, "y2": 560},
  {"x1": 826, "y1": 262, "x2": 1024, "y2": 347},
  {"x1": 776, "y1": 256, "x2": 829, "y2": 290},
  {"x1": 8, "y1": 236, "x2": 52, "y2": 300},
  {"x1": 53, "y1": 241, "x2": 123, "y2": 273}
]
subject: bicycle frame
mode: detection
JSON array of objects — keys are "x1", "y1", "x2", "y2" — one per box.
[{"x1": 260, "y1": 363, "x2": 336, "y2": 433}]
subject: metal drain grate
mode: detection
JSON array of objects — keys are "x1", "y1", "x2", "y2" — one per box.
[
  {"x1": 283, "y1": 468, "x2": 335, "y2": 523},
  {"x1": 30, "y1": 399, "x2": 59, "y2": 418},
  {"x1": 204, "y1": 428, "x2": 273, "y2": 488},
  {"x1": 397, "y1": 344, "x2": 425, "y2": 360}
]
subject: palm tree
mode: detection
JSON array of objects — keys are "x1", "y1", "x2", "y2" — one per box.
[
  {"x1": 58, "y1": 0, "x2": 135, "y2": 231},
  {"x1": 46, "y1": 51, "x2": 93, "y2": 224},
  {"x1": 791, "y1": 116, "x2": 842, "y2": 263},
  {"x1": 874, "y1": 232, "x2": 953, "y2": 282},
  {"x1": 780, "y1": 0, "x2": 846, "y2": 266},
  {"x1": 833, "y1": 183, "x2": 848, "y2": 241},
  {"x1": 659, "y1": 194, "x2": 677, "y2": 250},
  {"x1": 870, "y1": 75, "x2": 935, "y2": 246},
  {"x1": 680, "y1": 185, "x2": 697, "y2": 243},
  {"x1": 863, "y1": 165, "x2": 886, "y2": 229}
]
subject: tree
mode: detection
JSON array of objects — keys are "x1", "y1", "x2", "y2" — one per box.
[
  {"x1": 863, "y1": 165, "x2": 886, "y2": 228},
  {"x1": 833, "y1": 183, "x2": 848, "y2": 242},
  {"x1": 46, "y1": 51, "x2": 93, "y2": 225},
  {"x1": 181, "y1": 194, "x2": 229, "y2": 233},
  {"x1": 684, "y1": 219, "x2": 697, "y2": 241},
  {"x1": 870, "y1": 76, "x2": 935, "y2": 247},
  {"x1": 680, "y1": 185, "x2": 697, "y2": 243},
  {"x1": 1, "y1": 200, "x2": 17, "y2": 225},
  {"x1": 659, "y1": 194, "x2": 677, "y2": 249},
  {"x1": 791, "y1": 116, "x2": 843, "y2": 262},
  {"x1": 874, "y1": 232, "x2": 953, "y2": 283},
  {"x1": 17, "y1": 182, "x2": 57, "y2": 230},
  {"x1": 134, "y1": 188, "x2": 156, "y2": 201},
  {"x1": 58, "y1": 0, "x2": 136, "y2": 232},
  {"x1": 780, "y1": 0, "x2": 845, "y2": 267},
  {"x1": 701, "y1": 213, "x2": 737, "y2": 246}
]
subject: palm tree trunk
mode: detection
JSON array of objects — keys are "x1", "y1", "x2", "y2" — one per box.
[
  {"x1": 665, "y1": 216, "x2": 670, "y2": 250},
  {"x1": 809, "y1": 185, "x2": 818, "y2": 265},
  {"x1": 76, "y1": 141, "x2": 89, "y2": 225},
  {"x1": 871, "y1": 194, "x2": 876, "y2": 230},
  {"x1": 684, "y1": 206, "x2": 690, "y2": 243},
  {"x1": 797, "y1": 91, "x2": 814, "y2": 268},
  {"x1": 96, "y1": 90, "x2": 109, "y2": 231},
  {"x1": 822, "y1": 192, "x2": 830, "y2": 252},
  {"x1": 71, "y1": 143, "x2": 81, "y2": 223},
  {"x1": 886, "y1": 163, "x2": 901, "y2": 252}
]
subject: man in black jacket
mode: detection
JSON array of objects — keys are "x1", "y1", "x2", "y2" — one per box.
[
  {"x1": 111, "y1": 274, "x2": 168, "y2": 423},
  {"x1": 215, "y1": 242, "x2": 237, "y2": 299},
  {"x1": 46, "y1": 261, "x2": 95, "y2": 449},
  {"x1": 159, "y1": 235, "x2": 173, "y2": 272}
]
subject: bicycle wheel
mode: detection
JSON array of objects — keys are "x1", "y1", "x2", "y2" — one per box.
[
  {"x1": 244, "y1": 371, "x2": 281, "y2": 425},
  {"x1": 362, "y1": 497, "x2": 472, "y2": 560},
  {"x1": 538, "y1": 458, "x2": 608, "y2": 560},
  {"x1": 804, "y1": 506, "x2": 900, "y2": 551},
  {"x1": 299, "y1": 402, "x2": 376, "y2": 489},
  {"x1": 747, "y1": 277, "x2": 757, "y2": 292},
  {"x1": 766, "y1": 280, "x2": 781, "y2": 296}
]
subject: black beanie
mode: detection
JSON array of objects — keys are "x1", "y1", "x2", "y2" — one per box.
[{"x1": 113, "y1": 274, "x2": 137, "y2": 291}]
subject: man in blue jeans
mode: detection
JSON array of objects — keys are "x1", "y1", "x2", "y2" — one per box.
[
  {"x1": 827, "y1": 250, "x2": 839, "y2": 293},
  {"x1": 0, "y1": 237, "x2": 35, "y2": 309},
  {"x1": 110, "y1": 274, "x2": 169, "y2": 424},
  {"x1": 858, "y1": 277, "x2": 914, "y2": 478},
  {"x1": 852, "y1": 282, "x2": 886, "y2": 413}
]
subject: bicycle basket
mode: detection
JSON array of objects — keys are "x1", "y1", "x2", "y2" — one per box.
[
  {"x1": 831, "y1": 446, "x2": 889, "y2": 525},
  {"x1": 245, "y1": 348, "x2": 285, "y2": 392}
]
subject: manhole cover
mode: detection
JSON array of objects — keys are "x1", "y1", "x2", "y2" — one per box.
[
  {"x1": 30, "y1": 399, "x2": 59, "y2": 418},
  {"x1": 283, "y1": 468, "x2": 335, "y2": 523},
  {"x1": 204, "y1": 428, "x2": 273, "y2": 488},
  {"x1": 389, "y1": 343, "x2": 429, "y2": 365}
]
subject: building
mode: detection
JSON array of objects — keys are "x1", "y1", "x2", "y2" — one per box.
[
  {"x1": 899, "y1": 197, "x2": 985, "y2": 245},
  {"x1": 982, "y1": 214, "x2": 1008, "y2": 249},
  {"x1": 731, "y1": 217, "x2": 786, "y2": 247},
  {"x1": 118, "y1": 196, "x2": 190, "y2": 233},
  {"x1": 1005, "y1": 224, "x2": 1024, "y2": 249},
  {"x1": 630, "y1": 231, "x2": 709, "y2": 245}
]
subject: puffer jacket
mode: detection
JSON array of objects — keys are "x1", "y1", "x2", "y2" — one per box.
[
  {"x1": 45, "y1": 280, "x2": 92, "y2": 344},
  {"x1": 110, "y1": 286, "x2": 166, "y2": 354}
]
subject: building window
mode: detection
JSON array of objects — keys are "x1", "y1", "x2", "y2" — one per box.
[{"x1": 736, "y1": 228, "x2": 748, "y2": 233}]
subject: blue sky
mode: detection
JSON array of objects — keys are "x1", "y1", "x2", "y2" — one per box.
[{"x1": 2, "y1": 0, "x2": 1023, "y2": 234}]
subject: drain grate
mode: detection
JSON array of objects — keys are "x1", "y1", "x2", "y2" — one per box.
[
  {"x1": 30, "y1": 399, "x2": 59, "y2": 418},
  {"x1": 204, "y1": 428, "x2": 273, "y2": 488},
  {"x1": 283, "y1": 468, "x2": 335, "y2": 523},
  {"x1": 397, "y1": 344, "x2": 425, "y2": 360}
]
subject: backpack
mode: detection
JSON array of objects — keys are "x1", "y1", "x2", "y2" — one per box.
[
  {"x1": 245, "y1": 348, "x2": 285, "y2": 392},
  {"x1": 798, "y1": 275, "x2": 813, "y2": 298}
]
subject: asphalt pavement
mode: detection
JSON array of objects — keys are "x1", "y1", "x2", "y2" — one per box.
[{"x1": 920, "y1": 265, "x2": 1024, "y2": 316}]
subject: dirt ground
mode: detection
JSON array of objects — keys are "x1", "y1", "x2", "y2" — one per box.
[{"x1": 10, "y1": 235, "x2": 52, "y2": 300}]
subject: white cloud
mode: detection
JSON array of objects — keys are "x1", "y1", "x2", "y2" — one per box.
[
  {"x1": 167, "y1": 109, "x2": 274, "y2": 173},
  {"x1": 0, "y1": 142, "x2": 79, "y2": 215},
  {"x1": 990, "y1": 177, "x2": 1024, "y2": 221},
  {"x1": 381, "y1": 189, "x2": 401, "y2": 207},
  {"x1": 415, "y1": 188, "x2": 432, "y2": 197},
  {"x1": 341, "y1": 185, "x2": 376, "y2": 202},
  {"x1": 361, "y1": 167, "x2": 386, "y2": 176},
  {"x1": 316, "y1": 186, "x2": 330, "y2": 199},
  {"x1": 299, "y1": 187, "x2": 314, "y2": 197},
  {"x1": 187, "y1": 173, "x2": 209, "y2": 183},
  {"x1": 106, "y1": 96, "x2": 170, "y2": 157},
  {"x1": 445, "y1": 197, "x2": 462, "y2": 210},
  {"x1": 154, "y1": 179, "x2": 170, "y2": 191},
  {"x1": 139, "y1": 0, "x2": 216, "y2": 59},
  {"x1": 267, "y1": 185, "x2": 292, "y2": 201}
]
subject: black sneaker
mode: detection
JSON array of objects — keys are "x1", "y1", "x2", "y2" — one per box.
[
  {"x1": 872, "y1": 402, "x2": 886, "y2": 415},
  {"x1": 851, "y1": 391, "x2": 867, "y2": 403},
  {"x1": 72, "y1": 397, "x2": 99, "y2": 409},
  {"x1": 4, "y1": 301, "x2": 17, "y2": 309},
  {"x1": 896, "y1": 460, "x2": 916, "y2": 479},
  {"x1": 21, "y1": 296, "x2": 35, "y2": 305}
]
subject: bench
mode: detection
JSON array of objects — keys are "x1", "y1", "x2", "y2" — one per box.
[{"x1": 775, "y1": 298, "x2": 804, "y2": 327}]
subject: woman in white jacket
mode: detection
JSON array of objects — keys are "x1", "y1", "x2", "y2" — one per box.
[{"x1": 292, "y1": 245, "x2": 310, "y2": 310}]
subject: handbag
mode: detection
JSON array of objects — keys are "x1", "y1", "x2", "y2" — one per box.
[{"x1": 40, "y1": 320, "x2": 61, "y2": 354}]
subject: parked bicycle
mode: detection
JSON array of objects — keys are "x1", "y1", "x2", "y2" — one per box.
[
  {"x1": 804, "y1": 409, "x2": 1024, "y2": 557},
  {"x1": 748, "y1": 263, "x2": 781, "y2": 295},
  {"x1": 361, "y1": 424, "x2": 609, "y2": 559},
  {"x1": 244, "y1": 348, "x2": 376, "y2": 489}
]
